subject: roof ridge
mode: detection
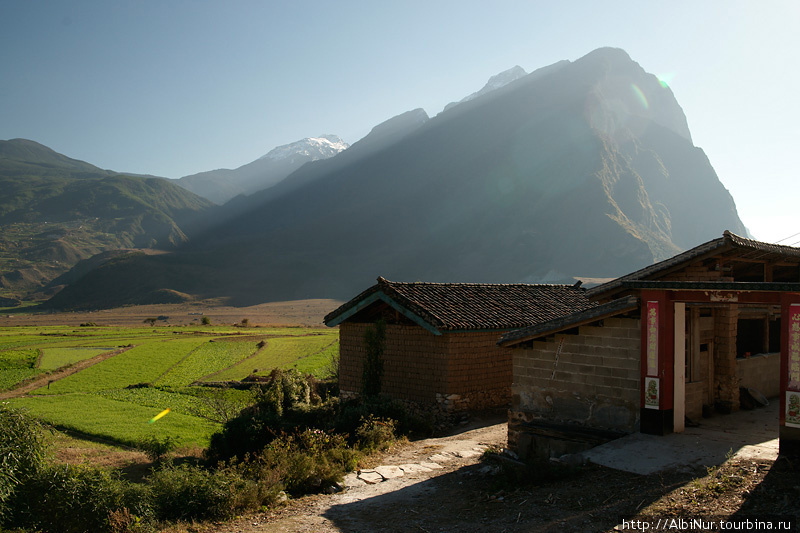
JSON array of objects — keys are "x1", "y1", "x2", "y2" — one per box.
[{"x1": 378, "y1": 278, "x2": 576, "y2": 288}]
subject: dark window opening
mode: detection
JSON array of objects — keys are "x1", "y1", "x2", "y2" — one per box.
[
  {"x1": 769, "y1": 318, "x2": 781, "y2": 352},
  {"x1": 737, "y1": 318, "x2": 765, "y2": 357}
]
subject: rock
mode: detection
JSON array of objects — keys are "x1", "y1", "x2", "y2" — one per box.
[
  {"x1": 399, "y1": 463, "x2": 433, "y2": 473},
  {"x1": 556, "y1": 453, "x2": 585, "y2": 467},
  {"x1": 358, "y1": 470, "x2": 384, "y2": 484},
  {"x1": 374, "y1": 465, "x2": 405, "y2": 479},
  {"x1": 452, "y1": 449, "x2": 482, "y2": 459},
  {"x1": 429, "y1": 453, "x2": 453, "y2": 463},
  {"x1": 419, "y1": 462, "x2": 444, "y2": 470},
  {"x1": 343, "y1": 472, "x2": 365, "y2": 487}
]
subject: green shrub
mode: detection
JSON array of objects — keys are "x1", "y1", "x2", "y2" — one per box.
[
  {"x1": 136, "y1": 435, "x2": 177, "y2": 464},
  {"x1": 147, "y1": 462, "x2": 260, "y2": 521},
  {"x1": 0, "y1": 403, "x2": 49, "y2": 521},
  {"x1": 336, "y1": 396, "x2": 433, "y2": 440},
  {"x1": 259, "y1": 429, "x2": 358, "y2": 495},
  {"x1": 7, "y1": 463, "x2": 151, "y2": 533},
  {"x1": 355, "y1": 415, "x2": 396, "y2": 452}
]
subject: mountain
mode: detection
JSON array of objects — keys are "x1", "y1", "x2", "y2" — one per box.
[
  {"x1": 0, "y1": 139, "x2": 212, "y2": 300},
  {"x1": 46, "y1": 48, "x2": 747, "y2": 310},
  {"x1": 443, "y1": 65, "x2": 528, "y2": 112},
  {"x1": 176, "y1": 135, "x2": 348, "y2": 204}
]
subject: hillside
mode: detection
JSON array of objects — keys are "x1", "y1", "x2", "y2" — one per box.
[
  {"x1": 0, "y1": 139, "x2": 213, "y2": 301},
  {"x1": 46, "y1": 48, "x2": 747, "y2": 309}
]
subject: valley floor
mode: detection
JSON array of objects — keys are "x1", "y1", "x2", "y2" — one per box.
[{"x1": 0, "y1": 298, "x2": 342, "y2": 328}]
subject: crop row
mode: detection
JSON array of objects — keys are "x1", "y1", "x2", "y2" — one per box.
[
  {"x1": 156, "y1": 339, "x2": 262, "y2": 387},
  {"x1": 208, "y1": 333, "x2": 337, "y2": 382},
  {"x1": 32, "y1": 338, "x2": 209, "y2": 395},
  {"x1": 38, "y1": 347, "x2": 109, "y2": 370}
]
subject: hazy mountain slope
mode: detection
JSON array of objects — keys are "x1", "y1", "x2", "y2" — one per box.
[
  {"x1": 0, "y1": 139, "x2": 212, "y2": 299},
  {"x1": 176, "y1": 135, "x2": 349, "y2": 204},
  {"x1": 47, "y1": 48, "x2": 747, "y2": 309}
]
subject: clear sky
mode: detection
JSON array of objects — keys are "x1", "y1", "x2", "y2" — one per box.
[{"x1": 1, "y1": 1, "x2": 798, "y2": 243}]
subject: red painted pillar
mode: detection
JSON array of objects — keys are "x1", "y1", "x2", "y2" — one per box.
[
  {"x1": 780, "y1": 293, "x2": 800, "y2": 457},
  {"x1": 640, "y1": 290, "x2": 674, "y2": 435}
]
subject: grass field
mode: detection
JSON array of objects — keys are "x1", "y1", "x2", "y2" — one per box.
[
  {"x1": 207, "y1": 333, "x2": 338, "y2": 381},
  {"x1": 0, "y1": 323, "x2": 339, "y2": 448}
]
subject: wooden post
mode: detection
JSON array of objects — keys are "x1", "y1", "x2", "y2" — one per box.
[{"x1": 674, "y1": 303, "x2": 686, "y2": 433}]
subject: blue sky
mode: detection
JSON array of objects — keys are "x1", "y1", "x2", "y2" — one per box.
[{"x1": 1, "y1": 1, "x2": 798, "y2": 243}]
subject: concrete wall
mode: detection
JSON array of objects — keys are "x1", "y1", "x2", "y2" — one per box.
[
  {"x1": 737, "y1": 352, "x2": 781, "y2": 398},
  {"x1": 509, "y1": 317, "x2": 641, "y2": 458},
  {"x1": 338, "y1": 322, "x2": 511, "y2": 412}
]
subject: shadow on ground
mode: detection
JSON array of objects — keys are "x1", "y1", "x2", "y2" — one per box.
[{"x1": 323, "y1": 459, "x2": 699, "y2": 533}]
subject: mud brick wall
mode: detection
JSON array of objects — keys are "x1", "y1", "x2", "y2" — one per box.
[
  {"x1": 339, "y1": 323, "x2": 512, "y2": 411},
  {"x1": 509, "y1": 317, "x2": 641, "y2": 455},
  {"x1": 442, "y1": 331, "x2": 512, "y2": 410},
  {"x1": 737, "y1": 352, "x2": 780, "y2": 398}
]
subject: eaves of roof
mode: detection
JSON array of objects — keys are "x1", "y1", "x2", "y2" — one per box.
[{"x1": 498, "y1": 295, "x2": 639, "y2": 347}]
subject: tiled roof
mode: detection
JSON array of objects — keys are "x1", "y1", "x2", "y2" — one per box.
[
  {"x1": 498, "y1": 296, "x2": 640, "y2": 346},
  {"x1": 324, "y1": 277, "x2": 595, "y2": 331},
  {"x1": 586, "y1": 231, "x2": 800, "y2": 299}
]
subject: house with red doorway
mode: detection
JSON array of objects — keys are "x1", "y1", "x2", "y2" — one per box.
[{"x1": 499, "y1": 231, "x2": 800, "y2": 459}]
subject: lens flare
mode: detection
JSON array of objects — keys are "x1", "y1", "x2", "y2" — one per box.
[
  {"x1": 148, "y1": 408, "x2": 171, "y2": 424},
  {"x1": 656, "y1": 72, "x2": 675, "y2": 88},
  {"x1": 630, "y1": 84, "x2": 649, "y2": 110}
]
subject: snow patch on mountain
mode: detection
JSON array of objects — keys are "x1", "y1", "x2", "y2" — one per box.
[{"x1": 260, "y1": 134, "x2": 349, "y2": 162}]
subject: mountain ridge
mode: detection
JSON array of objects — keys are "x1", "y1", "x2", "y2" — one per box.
[{"x1": 44, "y1": 47, "x2": 747, "y2": 310}]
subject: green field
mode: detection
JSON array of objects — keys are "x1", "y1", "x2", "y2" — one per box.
[{"x1": 1, "y1": 324, "x2": 339, "y2": 448}]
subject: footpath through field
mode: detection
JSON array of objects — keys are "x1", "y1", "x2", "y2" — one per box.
[{"x1": 0, "y1": 345, "x2": 133, "y2": 400}]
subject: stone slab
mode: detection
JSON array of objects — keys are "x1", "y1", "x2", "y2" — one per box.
[{"x1": 374, "y1": 465, "x2": 405, "y2": 479}]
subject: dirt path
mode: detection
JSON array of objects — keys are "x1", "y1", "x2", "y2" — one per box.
[
  {"x1": 0, "y1": 345, "x2": 133, "y2": 399},
  {"x1": 199, "y1": 414, "x2": 795, "y2": 533}
]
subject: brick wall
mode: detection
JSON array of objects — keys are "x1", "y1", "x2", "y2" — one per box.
[
  {"x1": 443, "y1": 331, "x2": 512, "y2": 410},
  {"x1": 509, "y1": 317, "x2": 641, "y2": 457},
  {"x1": 737, "y1": 353, "x2": 780, "y2": 398},
  {"x1": 339, "y1": 323, "x2": 512, "y2": 411}
]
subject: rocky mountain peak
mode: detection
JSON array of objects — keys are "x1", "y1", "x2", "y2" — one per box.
[{"x1": 259, "y1": 135, "x2": 349, "y2": 162}]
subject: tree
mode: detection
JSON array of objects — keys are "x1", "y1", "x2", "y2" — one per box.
[
  {"x1": 201, "y1": 316, "x2": 211, "y2": 326},
  {"x1": 143, "y1": 317, "x2": 157, "y2": 327}
]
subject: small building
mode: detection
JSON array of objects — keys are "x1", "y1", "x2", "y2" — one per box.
[
  {"x1": 499, "y1": 231, "x2": 800, "y2": 459},
  {"x1": 324, "y1": 277, "x2": 593, "y2": 413}
]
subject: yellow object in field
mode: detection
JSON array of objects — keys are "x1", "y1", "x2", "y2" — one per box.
[{"x1": 148, "y1": 408, "x2": 171, "y2": 423}]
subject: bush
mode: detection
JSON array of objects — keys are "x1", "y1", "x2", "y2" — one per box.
[
  {"x1": 0, "y1": 403, "x2": 49, "y2": 521},
  {"x1": 147, "y1": 462, "x2": 263, "y2": 521},
  {"x1": 7, "y1": 463, "x2": 151, "y2": 533},
  {"x1": 206, "y1": 369, "x2": 331, "y2": 463},
  {"x1": 136, "y1": 435, "x2": 177, "y2": 464},
  {"x1": 336, "y1": 396, "x2": 432, "y2": 440},
  {"x1": 259, "y1": 429, "x2": 359, "y2": 495},
  {"x1": 355, "y1": 415, "x2": 396, "y2": 452}
]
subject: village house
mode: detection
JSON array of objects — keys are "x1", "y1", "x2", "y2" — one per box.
[
  {"x1": 499, "y1": 231, "x2": 800, "y2": 459},
  {"x1": 324, "y1": 277, "x2": 593, "y2": 413}
]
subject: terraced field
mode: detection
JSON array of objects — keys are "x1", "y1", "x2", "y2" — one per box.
[{"x1": 0, "y1": 324, "x2": 338, "y2": 447}]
